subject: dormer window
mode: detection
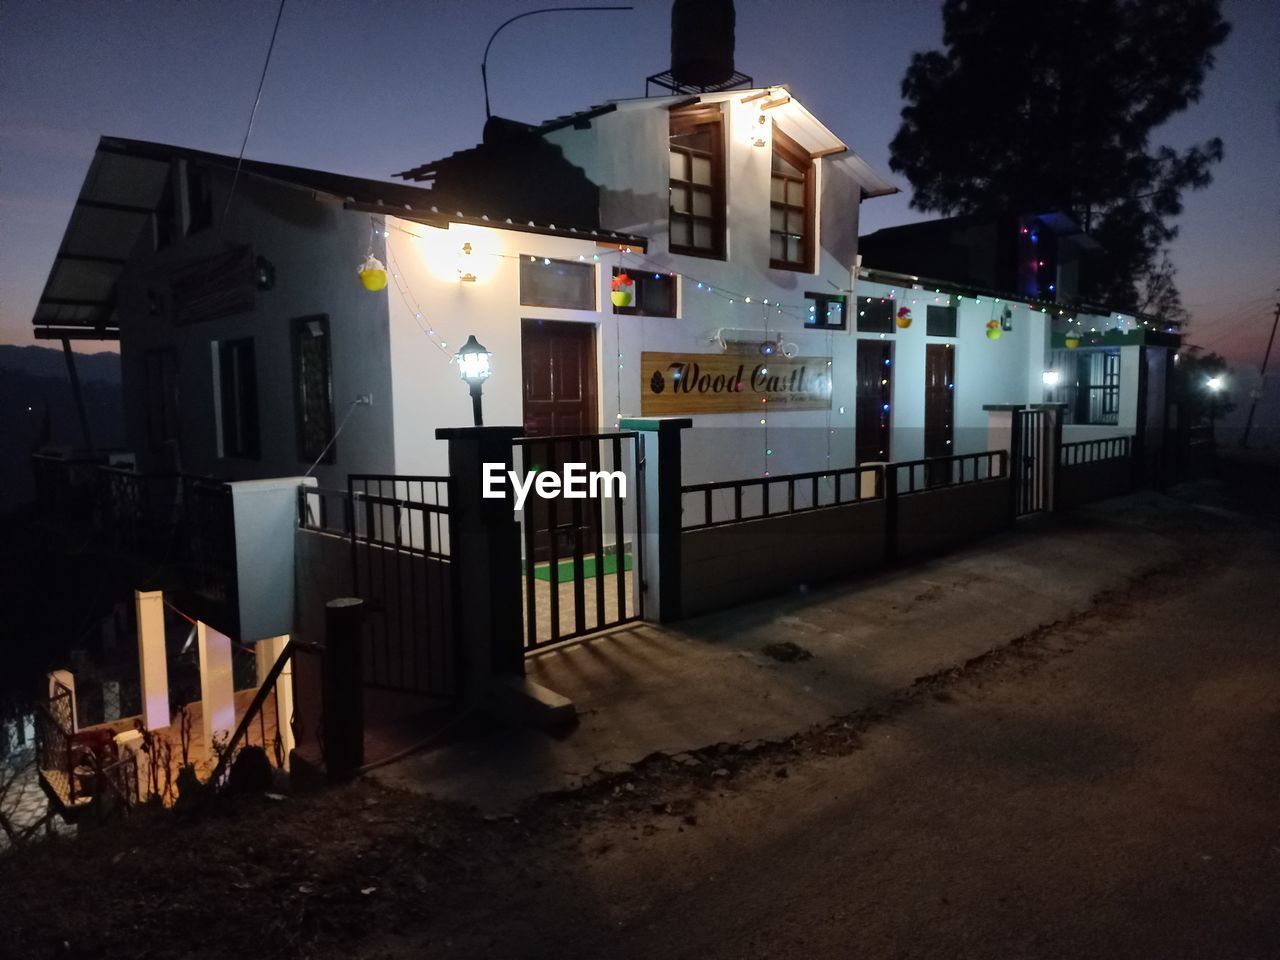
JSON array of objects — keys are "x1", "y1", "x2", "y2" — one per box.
[
  {"x1": 668, "y1": 106, "x2": 726, "y2": 259},
  {"x1": 769, "y1": 128, "x2": 815, "y2": 272}
]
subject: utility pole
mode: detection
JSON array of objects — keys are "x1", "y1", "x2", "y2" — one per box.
[{"x1": 1239, "y1": 299, "x2": 1280, "y2": 449}]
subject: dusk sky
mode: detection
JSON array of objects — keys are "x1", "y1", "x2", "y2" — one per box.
[{"x1": 2, "y1": 0, "x2": 1276, "y2": 367}]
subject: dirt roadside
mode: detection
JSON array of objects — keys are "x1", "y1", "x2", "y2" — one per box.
[{"x1": 1, "y1": 460, "x2": 1276, "y2": 959}]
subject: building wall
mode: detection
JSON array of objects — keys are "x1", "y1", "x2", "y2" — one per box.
[
  {"x1": 115, "y1": 166, "x2": 397, "y2": 493},
  {"x1": 531, "y1": 97, "x2": 871, "y2": 484},
  {"x1": 852, "y1": 278, "x2": 1048, "y2": 461}
]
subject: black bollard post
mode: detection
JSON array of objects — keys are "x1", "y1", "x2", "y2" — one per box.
[{"x1": 322, "y1": 597, "x2": 364, "y2": 777}]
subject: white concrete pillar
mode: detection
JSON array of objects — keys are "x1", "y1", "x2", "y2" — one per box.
[
  {"x1": 257, "y1": 635, "x2": 295, "y2": 769},
  {"x1": 47, "y1": 669, "x2": 78, "y2": 732},
  {"x1": 197, "y1": 621, "x2": 236, "y2": 759},
  {"x1": 985, "y1": 406, "x2": 1018, "y2": 459},
  {"x1": 135, "y1": 590, "x2": 170, "y2": 730}
]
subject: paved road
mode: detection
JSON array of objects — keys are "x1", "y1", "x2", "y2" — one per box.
[{"x1": 414, "y1": 480, "x2": 1280, "y2": 959}]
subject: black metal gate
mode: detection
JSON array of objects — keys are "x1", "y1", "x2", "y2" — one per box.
[
  {"x1": 512, "y1": 431, "x2": 644, "y2": 651},
  {"x1": 1012, "y1": 409, "x2": 1049, "y2": 516},
  {"x1": 347, "y1": 475, "x2": 457, "y2": 697}
]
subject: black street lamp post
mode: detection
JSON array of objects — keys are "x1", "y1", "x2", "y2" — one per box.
[{"x1": 456, "y1": 335, "x2": 493, "y2": 427}]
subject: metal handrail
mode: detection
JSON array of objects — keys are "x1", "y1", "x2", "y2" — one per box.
[{"x1": 205, "y1": 638, "x2": 323, "y2": 790}]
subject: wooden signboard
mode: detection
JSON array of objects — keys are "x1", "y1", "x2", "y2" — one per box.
[{"x1": 640, "y1": 351, "x2": 832, "y2": 415}]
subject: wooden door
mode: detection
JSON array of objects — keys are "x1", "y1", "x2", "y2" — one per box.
[
  {"x1": 855, "y1": 340, "x2": 892, "y2": 464},
  {"x1": 520, "y1": 319, "x2": 599, "y2": 560},
  {"x1": 924, "y1": 343, "x2": 955, "y2": 482}
]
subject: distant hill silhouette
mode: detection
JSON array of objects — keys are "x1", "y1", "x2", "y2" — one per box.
[
  {"x1": 0, "y1": 345, "x2": 123, "y2": 510},
  {"x1": 0, "y1": 344, "x2": 121, "y2": 384}
]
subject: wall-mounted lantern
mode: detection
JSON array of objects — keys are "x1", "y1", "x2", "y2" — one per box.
[{"x1": 455, "y1": 335, "x2": 492, "y2": 427}]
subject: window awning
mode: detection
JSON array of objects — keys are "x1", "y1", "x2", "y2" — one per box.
[{"x1": 33, "y1": 143, "x2": 172, "y2": 341}]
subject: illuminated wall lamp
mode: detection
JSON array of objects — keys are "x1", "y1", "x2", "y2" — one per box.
[
  {"x1": 1042, "y1": 370, "x2": 1061, "y2": 387},
  {"x1": 458, "y1": 242, "x2": 477, "y2": 282}
]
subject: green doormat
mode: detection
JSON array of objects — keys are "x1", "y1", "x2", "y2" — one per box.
[{"x1": 532, "y1": 553, "x2": 633, "y2": 583}]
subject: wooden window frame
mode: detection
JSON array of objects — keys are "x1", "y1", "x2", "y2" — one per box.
[
  {"x1": 769, "y1": 127, "x2": 816, "y2": 273},
  {"x1": 668, "y1": 105, "x2": 727, "y2": 260}
]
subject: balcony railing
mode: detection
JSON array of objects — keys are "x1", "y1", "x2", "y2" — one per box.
[{"x1": 31, "y1": 455, "x2": 239, "y2": 634}]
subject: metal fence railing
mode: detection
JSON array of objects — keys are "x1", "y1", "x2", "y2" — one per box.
[
  {"x1": 889, "y1": 450, "x2": 1008, "y2": 496},
  {"x1": 681, "y1": 464, "x2": 882, "y2": 531},
  {"x1": 1060, "y1": 435, "x2": 1132, "y2": 465},
  {"x1": 34, "y1": 681, "x2": 139, "y2": 813},
  {"x1": 347, "y1": 475, "x2": 455, "y2": 696}
]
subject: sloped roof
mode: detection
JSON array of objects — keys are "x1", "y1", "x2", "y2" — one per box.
[{"x1": 33, "y1": 136, "x2": 645, "y2": 341}]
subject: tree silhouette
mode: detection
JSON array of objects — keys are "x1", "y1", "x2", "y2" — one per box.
[{"x1": 889, "y1": 0, "x2": 1230, "y2": 312}]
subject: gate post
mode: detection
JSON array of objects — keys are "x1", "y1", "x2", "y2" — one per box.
[
  {"x1": 436, "y1": 427, "x2": 525, "y2": 697},
  {"x1": 323, "y1": 598, "x2": 364, "y2": 777},
  {"x1": 621, "y1": 417, "x2": 691, "y2": 623},
  {"x1": 984, "y1": 404, "x2": 1023, "y2": 522},
  {"x1": 1030, "y1": 403, "x2": 1067, "y2": 512}
]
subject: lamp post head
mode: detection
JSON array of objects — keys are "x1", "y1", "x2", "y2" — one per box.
[
  {"x1": 1206, "y1": 375, "x2": 1224, "y2": 392},
  {"x1": 456, "y1": 335, "x2": 492, "y2": 385}
]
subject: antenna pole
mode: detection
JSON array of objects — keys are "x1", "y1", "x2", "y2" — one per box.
[{"x1": 481, "y1": 5, "x2": 633, "y2": 120}]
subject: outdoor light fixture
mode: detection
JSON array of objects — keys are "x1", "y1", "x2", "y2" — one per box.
[
  {"x1": 1207, "y1": 375, "x2": 1224, "y2": 392},
  {"x1": 455, "y1": 335, "x2": 492, "y2": 426},
  {"x1": 1042, "y1": 370, "x2": 1061, "y2": 387},
  {"x1": 458, "y1": 242, "x2": 477, "y2": 283}
]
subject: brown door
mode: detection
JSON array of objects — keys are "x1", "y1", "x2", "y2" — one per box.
[
  {"x1": 924, "y1": 343, "x2": 955, "y2": 483},
  {"x1": 855, "y1": 340, "x2": 893, "y2": 463},
  {"x1": 521, "y1": 319, "x2": 599, "y2": 560}
]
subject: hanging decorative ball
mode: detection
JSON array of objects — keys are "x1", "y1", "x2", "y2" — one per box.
[
  {"x1": 358, "y1": 255, "x2": 388, "y2": 291},
  {"x1": 610, "y1": 272, "x2": 635, "y2": 307},
  {"x1": 985, "y1": 319, "x2": 1002, "y2": 341},
  {"x1": 895, "y1": 306, "x2": 912, "y2": 329},
  {"x1": 1065, "y1": 335, "x2": 1080, "y2": 349}
]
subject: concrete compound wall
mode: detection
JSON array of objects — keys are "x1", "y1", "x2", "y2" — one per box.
[
  {"x1": 681, "y1": 499, "x2": 886, "y2": 618},
  {"x1": 1057, "y1": 458, "x2": 1133, "y2": 511},
  {"x1": 895, "y1": 478, "x2": 1012, "y2": 560},
  {"x1": 680, "y1": 472, "x2": 1013, "y2": 618}
]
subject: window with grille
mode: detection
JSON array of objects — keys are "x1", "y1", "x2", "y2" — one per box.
[
  {"x1": 769, "y1": 129, "x2": 815, "y2": 272},
  {"x1": 292, "y1": 315, "x2": 335, "y2": 463},
  {"x1": 668, "y1": 106, "x2": 725, "y2": 259},
  {"x1": 1048, "y1": 348, "x2": 1121, "y2": 425}
]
